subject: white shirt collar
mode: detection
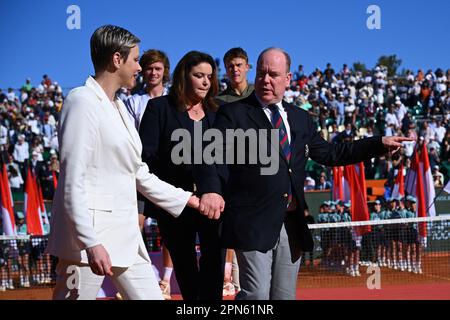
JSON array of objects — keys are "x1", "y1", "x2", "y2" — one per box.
[
  {"x1": 257, "y1": 96, "x2": 291, "y2": 143},
  {"x1": 256, "y1": 95, "x2": 284, "y2": 112}
]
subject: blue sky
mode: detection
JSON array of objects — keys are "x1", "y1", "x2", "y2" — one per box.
[{"x1": 0, "y1": 0, "x2": 449, "y2": 92}]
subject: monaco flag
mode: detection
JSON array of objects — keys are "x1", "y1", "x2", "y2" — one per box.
[
  {"x1": 25, "y1": 167, "x2": 44, "y2": 235},
  {"x1": 415, "y1": 153, "x2": 428, "y2": 237},
  {"x1": 0, "y1": 164, "x2": 16, "y2": 236},
  {"x1": 36, "y1": 177, "x2": 49, "y2": 227},
  {"x1": 33, "y1": 177, "x2": 49, "y2": 224},
  {"x1": 343, "y1": 163, "x2": 371, "y2": 234},
  {"x1": 405, "y1": 143, "x2": 436, "y2": 237},
  {"x1": 332, "y1": 166, "x2": 344, "y2": 201},
  {"x1": 52, "y1": 170, "x2": 58, "y2": 190},
  {"x1": 391, "y1": 161, "x2": 405, "y2": 200},
  {"x1": 419, "y1": 142, "x2": 436, "y2": 217}
]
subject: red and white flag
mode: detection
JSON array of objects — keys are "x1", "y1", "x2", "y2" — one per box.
[
  {"x1": 35, "y1": 176, "x2": 49, "y2": 227},
  {"x1": 332, "y1": 166, "x2": 344, "y2": 201},
  {"x1": 391, "y1": 161, "x2": 405, "y2": 200},
  {"x1": 405, "y1": 143, "x2": 436, "y2": 236},
  {"x1": 419, "y1": 142, "x2": 436, "y2": 217},
  {"x1": 52, "y1": 170, "x2": 58, "y2": 190},
  {"x1": 0, "y1": 164, "x2": 16, "y2": 236},
  {"x1": 25, "y1": 167, "x2": 43, "y2": 235},
  {"x1": 415, "y1": 154, "x2": 428, "y2": 237},
  {"x1": 344, "y1": 163, "x2": 371, "y2": 234}
]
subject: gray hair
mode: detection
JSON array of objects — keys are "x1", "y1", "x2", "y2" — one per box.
[
  {"x1": 257, "y1": 47, "x2": 291, "y2": 73},
  {"x1": 90, "y1": 25, "x2": 140, "y2": 73}
]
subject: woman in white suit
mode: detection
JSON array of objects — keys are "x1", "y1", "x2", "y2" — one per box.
[{"x1": 46, "y1": 25, "x2": 199, "y2": 300}]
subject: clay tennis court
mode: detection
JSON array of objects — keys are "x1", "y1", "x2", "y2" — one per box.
[
  {"x1": 1, "y1": 252, "x2": 448, "y2": 300},
  {"x1": 296, "y1": 252, "x2": 450, "y2": 300}
]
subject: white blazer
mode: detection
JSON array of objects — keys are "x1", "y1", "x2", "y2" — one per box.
[{"x1": 47, "y1": 77, "x2": 191, "y2": 267}]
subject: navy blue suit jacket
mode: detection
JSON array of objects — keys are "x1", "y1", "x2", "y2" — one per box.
[
  {"x1": 195, "y1": 92, "x2": 386, "y2": 259},
  {"x1": 139, "y1": 95, "x2": 225, "y2": 220}
]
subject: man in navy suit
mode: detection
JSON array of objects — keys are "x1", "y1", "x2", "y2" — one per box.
[{"x1": 197, "y1": 47, "x2": 411, "y2": 300}]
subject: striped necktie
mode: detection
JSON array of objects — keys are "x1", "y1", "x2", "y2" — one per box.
[
  {"x1": 268, "y1": 104, "x2": 293, "y2": 208},
  {"x1": 268, "y1": 104, "x2": 291, "y2": 162}
]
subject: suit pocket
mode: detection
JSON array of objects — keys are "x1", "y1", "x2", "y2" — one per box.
[{"x1": 88, "y1": 194, "x2": 114, "y2": 212}]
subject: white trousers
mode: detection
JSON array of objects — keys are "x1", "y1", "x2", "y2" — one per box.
[{"x1": 53, "y1": 253, "x2": 163, "y2": 300}]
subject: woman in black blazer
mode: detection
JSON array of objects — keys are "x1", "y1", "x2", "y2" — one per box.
[{"x1": 139, "y1": 51, "x2": 225, "y2": 300}]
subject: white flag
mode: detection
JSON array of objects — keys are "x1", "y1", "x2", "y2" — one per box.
[{"x1": 444, "y1": 180, "x2": 450, "y2": 195}]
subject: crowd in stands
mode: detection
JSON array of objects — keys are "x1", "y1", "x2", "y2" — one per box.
[
  {"x1": 279, "y1": 63, "x2": 450, "y2": 192},
  {"x1": 0, "y1": 74, "x2": 61, "y2": 202},
  {"x1": 0, "y1": 63, "x2": 448, "y2": 223}
]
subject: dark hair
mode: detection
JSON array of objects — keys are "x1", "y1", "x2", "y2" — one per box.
[
  {"x1": 223, "y1": 47, "x2": 249, "y2": 67},
  {"x1": 90, "y1": 25, "x2": 140, "y2": 73},
  {"x1": 169, "y1": 51, "x2": 219, "y2": 111},
  {"x1": 139, "y1": 49, "x2": 170, "y2": 84}
]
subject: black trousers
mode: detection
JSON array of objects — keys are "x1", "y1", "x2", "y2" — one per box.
[{"x1": 156, "y1": 208, "x2": 225, "y2": 300}]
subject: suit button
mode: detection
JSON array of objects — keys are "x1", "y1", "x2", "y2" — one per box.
[
  {"x1": 283, "y1": 193, "x2": 288, "y2": 198},
  {"x1": 289, "y1": 169, "x2": 292, "y2": 173}
]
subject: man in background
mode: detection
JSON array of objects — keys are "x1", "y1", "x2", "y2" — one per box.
[{"x1": 216, "y1": 47, "x2": 253, "y2": 104}]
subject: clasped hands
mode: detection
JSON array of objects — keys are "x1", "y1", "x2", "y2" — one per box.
[
  {"x1": 187, "y1": 193, "x2": 224, "y2": 220},
  {"x1": 86, "y1": 193, "x2": 223, "y2": 276}
]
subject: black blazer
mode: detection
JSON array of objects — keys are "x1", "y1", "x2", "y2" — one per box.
[
  {"x1": 194, "y1": 92, "x2": 387, "y2": 257},
  {"x1": 139, "y1": 95, "x2": 225, "y2": 220}
]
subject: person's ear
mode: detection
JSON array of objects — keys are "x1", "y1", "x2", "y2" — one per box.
[
  {"x1": 112, "y1": 52, "x2": 122, "y2": 70},
  {"x1": 286, "y1": 72, "x2": 292, "y2": 87}
]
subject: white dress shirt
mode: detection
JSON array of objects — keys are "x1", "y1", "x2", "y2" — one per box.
[
  {"x1": 258, "y1": 98, "x2": 292, "y2": 144},
  {"x1": 124, "y1": 87, "x2": 169, "y2": 129}
]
